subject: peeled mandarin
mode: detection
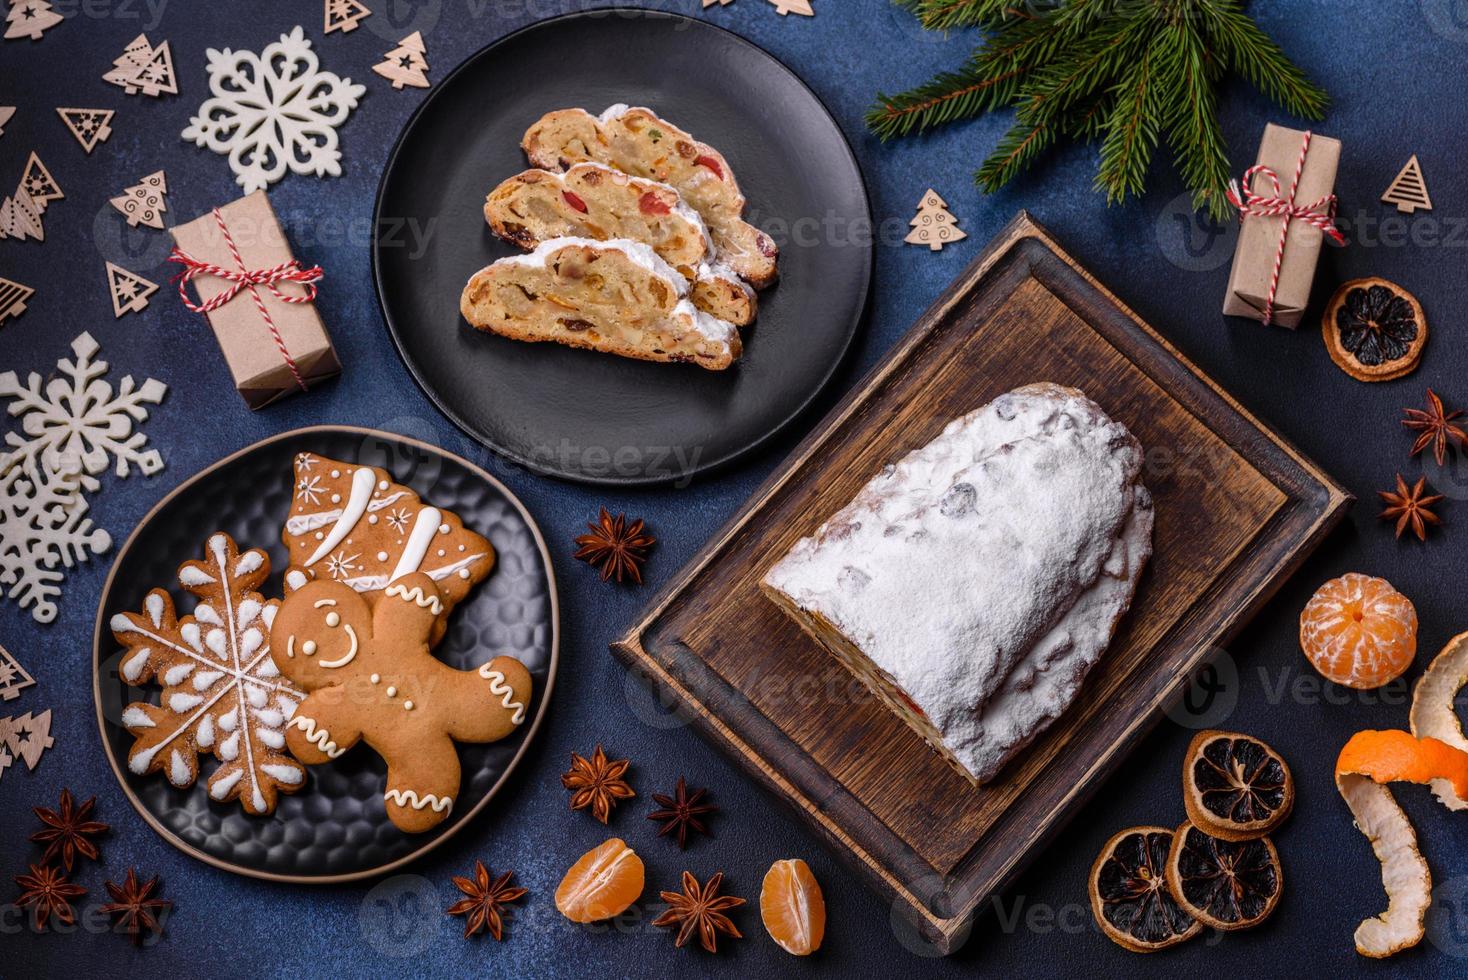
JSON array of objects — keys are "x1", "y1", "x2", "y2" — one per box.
[
  {"x1": 759, "y1": 858, "x2": 825, "y2": 955},
  {"x1": 555, "y1": 838, "x2": 644, "y2": 923},
  {"x1": 1299, "y1": 573, "x2": 1417, "y2": 689}
]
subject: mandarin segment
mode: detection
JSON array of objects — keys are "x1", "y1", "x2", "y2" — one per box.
[
  {"x1": 1300, "y1": 573, "x2": 1417, "y2": 689},
  {"x1": 555, "y1": 838, "x2": 645, "y2": 923},
  {"x1": 759, "y1": 859, "x2": 826, "y2": 956}
]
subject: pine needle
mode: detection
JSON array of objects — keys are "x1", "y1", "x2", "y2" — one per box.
[{"x1": 869, "y1": 0, "x2": 1330, "y2": 215}]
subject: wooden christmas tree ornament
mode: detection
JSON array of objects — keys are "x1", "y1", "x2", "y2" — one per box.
[
  {"x1": 703, "y1": 0, "x2": 735, "y2": 7},
  {"x1": 0, "y1": 709, "x2": 54, "y2": 781},
  {"x1": 109, "y1": 170, "x2": 167, "y2": 229},
  {"x1": 4, "y1": 0, "x2": 63, "y2": 41},
  {"x1": 905, "y1": 188, "x2": 966, "y2": 251},
  {"x1": 103, "y1": 34, "x2": 178, "y2": 97},
  {"x1": 1382, "y1": 155, "x2": 1432, "y2": 214},
  {"x1": 105, "y1": 262, "x2": 158, "y2": 318},
  {"x1": 56, "y1": 107, "x2": 114, "y2": 153},
  {"x1": 324, "y1": 0, "x2": 371, "y2": 33},
  {"x1": 0, "y1": 643, "x2": 35, "y2": 701},
  {"x1": 373, "y1": 31, "x2": 430, "y2": 89},
  {"x1": 0, "y1": 277, "x2": 33, "y2": 325},
  {"x1": 768, "y1": 0, "x2": 813, "y2": 14},
  {"x1": 0, "y1": 190, "x2": 44, "y2": 241},
  {"x1": 0, "y1": 107, "x2": 13, "y2": 138}
]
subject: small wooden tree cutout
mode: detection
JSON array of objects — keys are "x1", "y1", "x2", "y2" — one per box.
[
  {"x1": 0, "y1": 106, "x2": 13, "y2": 138},
  {"x1": 103, "y1": 34, "x2": 177, "y2": 97},
  {"x1": 56, "y1": 107, "x2": 113, "y2": 153},
  {"x1": 0, "y1": 709, "x2": 54, "y2": 781},
  {"x1": 106, "y1": 262, "x2": 158, "y2": 318},
  {"x1": 0, "y1": 276, "x2": 33, "y2": 325},
  {"x1": 1382, "y1": 155, "x2": 1432, "y2": 214},
  {"x1": 703, "y1": 0, "x2": 735, "y2": 7},
  {"x1": 768, "y1": 0, "x2": 813, "y2": 14},
  {"x1": 373, "y1": 31, "x2": 430, "y2": 89},
  {"x1": 0, "y1": 643, "x2": 35, "y2": 701},
  {"x1": 4, "y1": 0, "x2": 63, "y2": 41},
  {"x1": 906, "y1": 188, "x2": 966, "y2": 251},
  {"x1": 0, "y1": 190, "x2": 44, "y2": 241},
  {"x1": 20, "y1": 150, "x2": 62, "y2": 210},
  {"x1": 109, "y1": 170, "x2": 167, "y2": 228},
  {"x1": 324, "y1": 0, "x2": 371, "y2": 33}
]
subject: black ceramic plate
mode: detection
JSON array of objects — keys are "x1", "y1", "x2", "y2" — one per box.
[
  {"x1": 92, "y1": 427, "x2": 558, "y2": 883},
  {"x1": 373, "y1": 9, "x2": 872, "y2": 485}
]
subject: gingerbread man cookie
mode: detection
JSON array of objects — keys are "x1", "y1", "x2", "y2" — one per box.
[{"x1": 268, "y1": 572, "x2": 532, "y2": 833}]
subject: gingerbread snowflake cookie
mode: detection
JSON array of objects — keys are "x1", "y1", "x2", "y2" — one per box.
[
  {"x1": 269, "y1": 573, "x2": 532, "y2": 833},
  {"x1": 280, "y1": 454, "x2": 495, "y2": 645}
]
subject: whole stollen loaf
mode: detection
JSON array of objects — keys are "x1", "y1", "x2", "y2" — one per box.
[{"x1": 762, "y1": 384, "x2": 1153, "y2": 784}]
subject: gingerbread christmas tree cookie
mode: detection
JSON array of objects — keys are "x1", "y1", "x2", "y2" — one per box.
[{"x1": 280, "y1": 454, "x2": 495, "y2": 644}]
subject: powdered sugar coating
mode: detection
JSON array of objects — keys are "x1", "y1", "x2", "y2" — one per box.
[{"x1": 763, "y1": 385, "x2": 1152, "y2": 782}]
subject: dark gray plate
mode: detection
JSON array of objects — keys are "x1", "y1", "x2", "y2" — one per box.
[
  {"x1": 372, "y1": 9, "x2": 872, "y2": 485},
  {"x1": 92, "y1": 427, "x2": 558, "y2": 883}
]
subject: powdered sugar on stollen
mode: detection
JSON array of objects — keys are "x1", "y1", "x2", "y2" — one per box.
[{"x1": 764, "y1": 384, "x2": 1151, "y2": 782}]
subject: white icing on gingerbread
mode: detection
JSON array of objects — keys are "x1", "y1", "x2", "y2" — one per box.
[
  {"x1": 384, "y1": 582, "x2": 443, "y2": 616},
  {"x1": 479, "y1": 665, "x2": 527, "y2": 725},
  {"x1": 290, "y1": 714, "x2": 345, "y2": 759},
  {"x1": 384, "y1": 788, "x2": 453, "y2": 814},
  {"x1": 303, "y1": 468, "x2": 377, "y2": 567},
  {"x1": 390, "y1": 506, "x2": 442, "y2": 583}
]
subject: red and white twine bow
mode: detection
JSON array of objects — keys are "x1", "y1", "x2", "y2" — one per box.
[
  {"x1": 168, "y1": 207, "x2": 324, "y2": 391},
  {"x1": 1225, "y1": 130, "x2": 1344, "y2": 327}
]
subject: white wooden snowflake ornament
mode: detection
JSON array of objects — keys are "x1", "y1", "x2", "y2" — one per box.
[
  {"x1": 0, "y1": 332, "x2": 167, "y2": 623},
  {"x1": 182, "y1": 26, "x2": 366, "y2": 193}
]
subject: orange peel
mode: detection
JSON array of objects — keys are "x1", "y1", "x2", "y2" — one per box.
[
  {"x1": 1409, "y1": 630, "x2": 1468, "y2": 810},
  {"x1": 1335, "y1": 729, "x2": 1468, "y2": 958}
]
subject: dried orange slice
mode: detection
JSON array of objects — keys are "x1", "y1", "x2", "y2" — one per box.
[
  {"x1": 1182, "y1": 731, "x2": 1294, "y2": 841},
  {"x1": 1334, "y1": 730, "x2": 1468, "y2": 957},
  {"x1": 554, "y1": 838, "x2": 645, "y2": 923},
  {"x1": 1409, "y1": 630, "x2": 1468, "y2": 810},
  {"x1": 759, "y1": 858, "x2": 826, "y2": 956},
  {"x1": 1088, "y1": 826, "x2": 1202, "y2": 952},
  {"x1": 1164, "y1": 822, "x2": 1282, "y2": 931},
  {"x1": 1322, "y1": 278, "x2": 1427, "y2": 383},
  {"x1": 1299, "y1": 573, "x2": 1417, "y2": 689}
]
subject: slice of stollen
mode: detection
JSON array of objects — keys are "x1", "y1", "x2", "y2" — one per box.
[
  {"x1": 485, "y1": 163, "x2": 755, "y2": 326},
  {"x1": 522, "y1": 105, "x2": 779, "y2": 288},
  {"x1": 460, "y1": 237, "x2": 741, "y2": 370}
]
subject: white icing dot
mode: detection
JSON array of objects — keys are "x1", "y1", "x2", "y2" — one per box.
[
  {"x1": 377, "y1": 551, "x2": 388, "y2": 562},
  {"x1": 325, "y1": 612, "x2": 340, "y2": 627},
  {"x1": 368, "y1": 515, "x2": 379, "y2": 525},
  {"x1": 438, "y1": 524, "x2": 449, "y2": 534},
  {"x1": 330, "y1": 493, "x2": 341, "y2": 504},
  {"x1": 404, "y1": 701, "x2": 414, "y2": 711},
  {"x1": 458, "y1": 569, "x2": 470, "y2": 579},
  {"x1": 378, "y1": 480, "x2": 388, "y2": 490},
  {"x1": 370, "y1": 673, "x2": 381, "y2": 684},
  {"x1": 386, "y1": 686, "x2": 397, "y2": 697},
  {"x1": 331, "y1": 469, "x2": 341, "y2": 478},
  {"x1": 458, "y1": 544, "x2": 465, "y2": 552},
  {"x1": 302, "y1": 640, "x2": 317, "y2": 656},
  {"x1": 314, "y1": 532, "x2": 324, "y2": 540},
  {"x1": 436, "y1": 549, "x2": 445, "y2": 557}
]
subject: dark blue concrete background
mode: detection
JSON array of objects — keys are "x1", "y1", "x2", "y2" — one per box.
[{"x1": 3, "y1": 1, "x2": 1467, "y2": 976}]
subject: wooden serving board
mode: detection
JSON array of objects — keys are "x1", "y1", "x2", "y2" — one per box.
[{"x1": 612, "y1": 213, "x2": 1350, "y2": 953}]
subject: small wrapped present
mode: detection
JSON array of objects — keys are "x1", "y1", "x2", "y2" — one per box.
[
  {"x1": 169, "y1": 190, "x2": 340, "y2": 408},
  {"x1": 1222, "y1": 123, "x2": 1343, "y2": 329}
]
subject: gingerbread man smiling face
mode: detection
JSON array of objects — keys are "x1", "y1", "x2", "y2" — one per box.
[{"x1": 269, "y1": 571, "x2": 533, "y2": 833}]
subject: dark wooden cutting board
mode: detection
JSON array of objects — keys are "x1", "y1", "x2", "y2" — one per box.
[{"x1": 612, "y1": 213, "x2": 1350, "y2": 953}]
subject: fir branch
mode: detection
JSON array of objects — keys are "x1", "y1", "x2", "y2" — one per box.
[
  {"x1": 977, "y1": 118, "x2": 1056, "y2": 191},
  {"x1": 1095, "y1": 47, "x2": 1163, "y2": 204},
  {"x1": 868, "y1": 63, "x2": 1026, "y2": 140},
  {"x1": 1158, "y1": 16, "x2": 1232, "y2": 220},
  {"x1": 898, "y1": 0, "x2": 1021, "y2": 30},
  {"x1": 1198, "y1": 0, "x2": 1328, "y2": 119}
]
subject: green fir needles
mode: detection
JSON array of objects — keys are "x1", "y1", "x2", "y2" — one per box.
[{"x1": 869, "y1": 0, "x2": 1328, "y2": 219}]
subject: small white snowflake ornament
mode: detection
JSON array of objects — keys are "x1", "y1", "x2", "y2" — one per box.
[
  {"x1": 0, "y1": 453, "x2": 111, "y2": 623},
  {"x1": 182, "y1": 26, "x2": 366, "y2": 193}
]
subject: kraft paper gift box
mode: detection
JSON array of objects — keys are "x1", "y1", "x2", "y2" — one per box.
[
  {"x1": 169, "y1": 190, "x2": 340, "y2": 409},
  {"x1": 1221, "y1": 123, "x2": 1342, "y2": 329}
]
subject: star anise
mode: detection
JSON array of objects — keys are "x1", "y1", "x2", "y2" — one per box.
[
  {"x1": 1403, "y1": 389, "x2": 1468, "y2": 467},
  {"x1": 653, "y1": 870, "x2": 746, "y2": 953},
  {"x1": 100, "y1": 869, "x2": 170, "y2": 946},
  {"x1": 562, "y1": 745, "x2": 635, "y2": 824},
  {"x1": 1379, "y1": 474, "x2": 1444, "y2": 541},
  {"x1": 446, "y1": 861, "x2": 527, "y2": 941},
  {"x1": 14, "y1": 863, "x2": 86, "y2": 931},
  {"x1": 574, "y1": 508, "x2": 655, "y2": 584},
  {"x1": 30, "y1": 788, "x2": 108, "y2": 871},
  {"x1": 648, "y1": 777, "x2": 717, "y2": 849}
]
